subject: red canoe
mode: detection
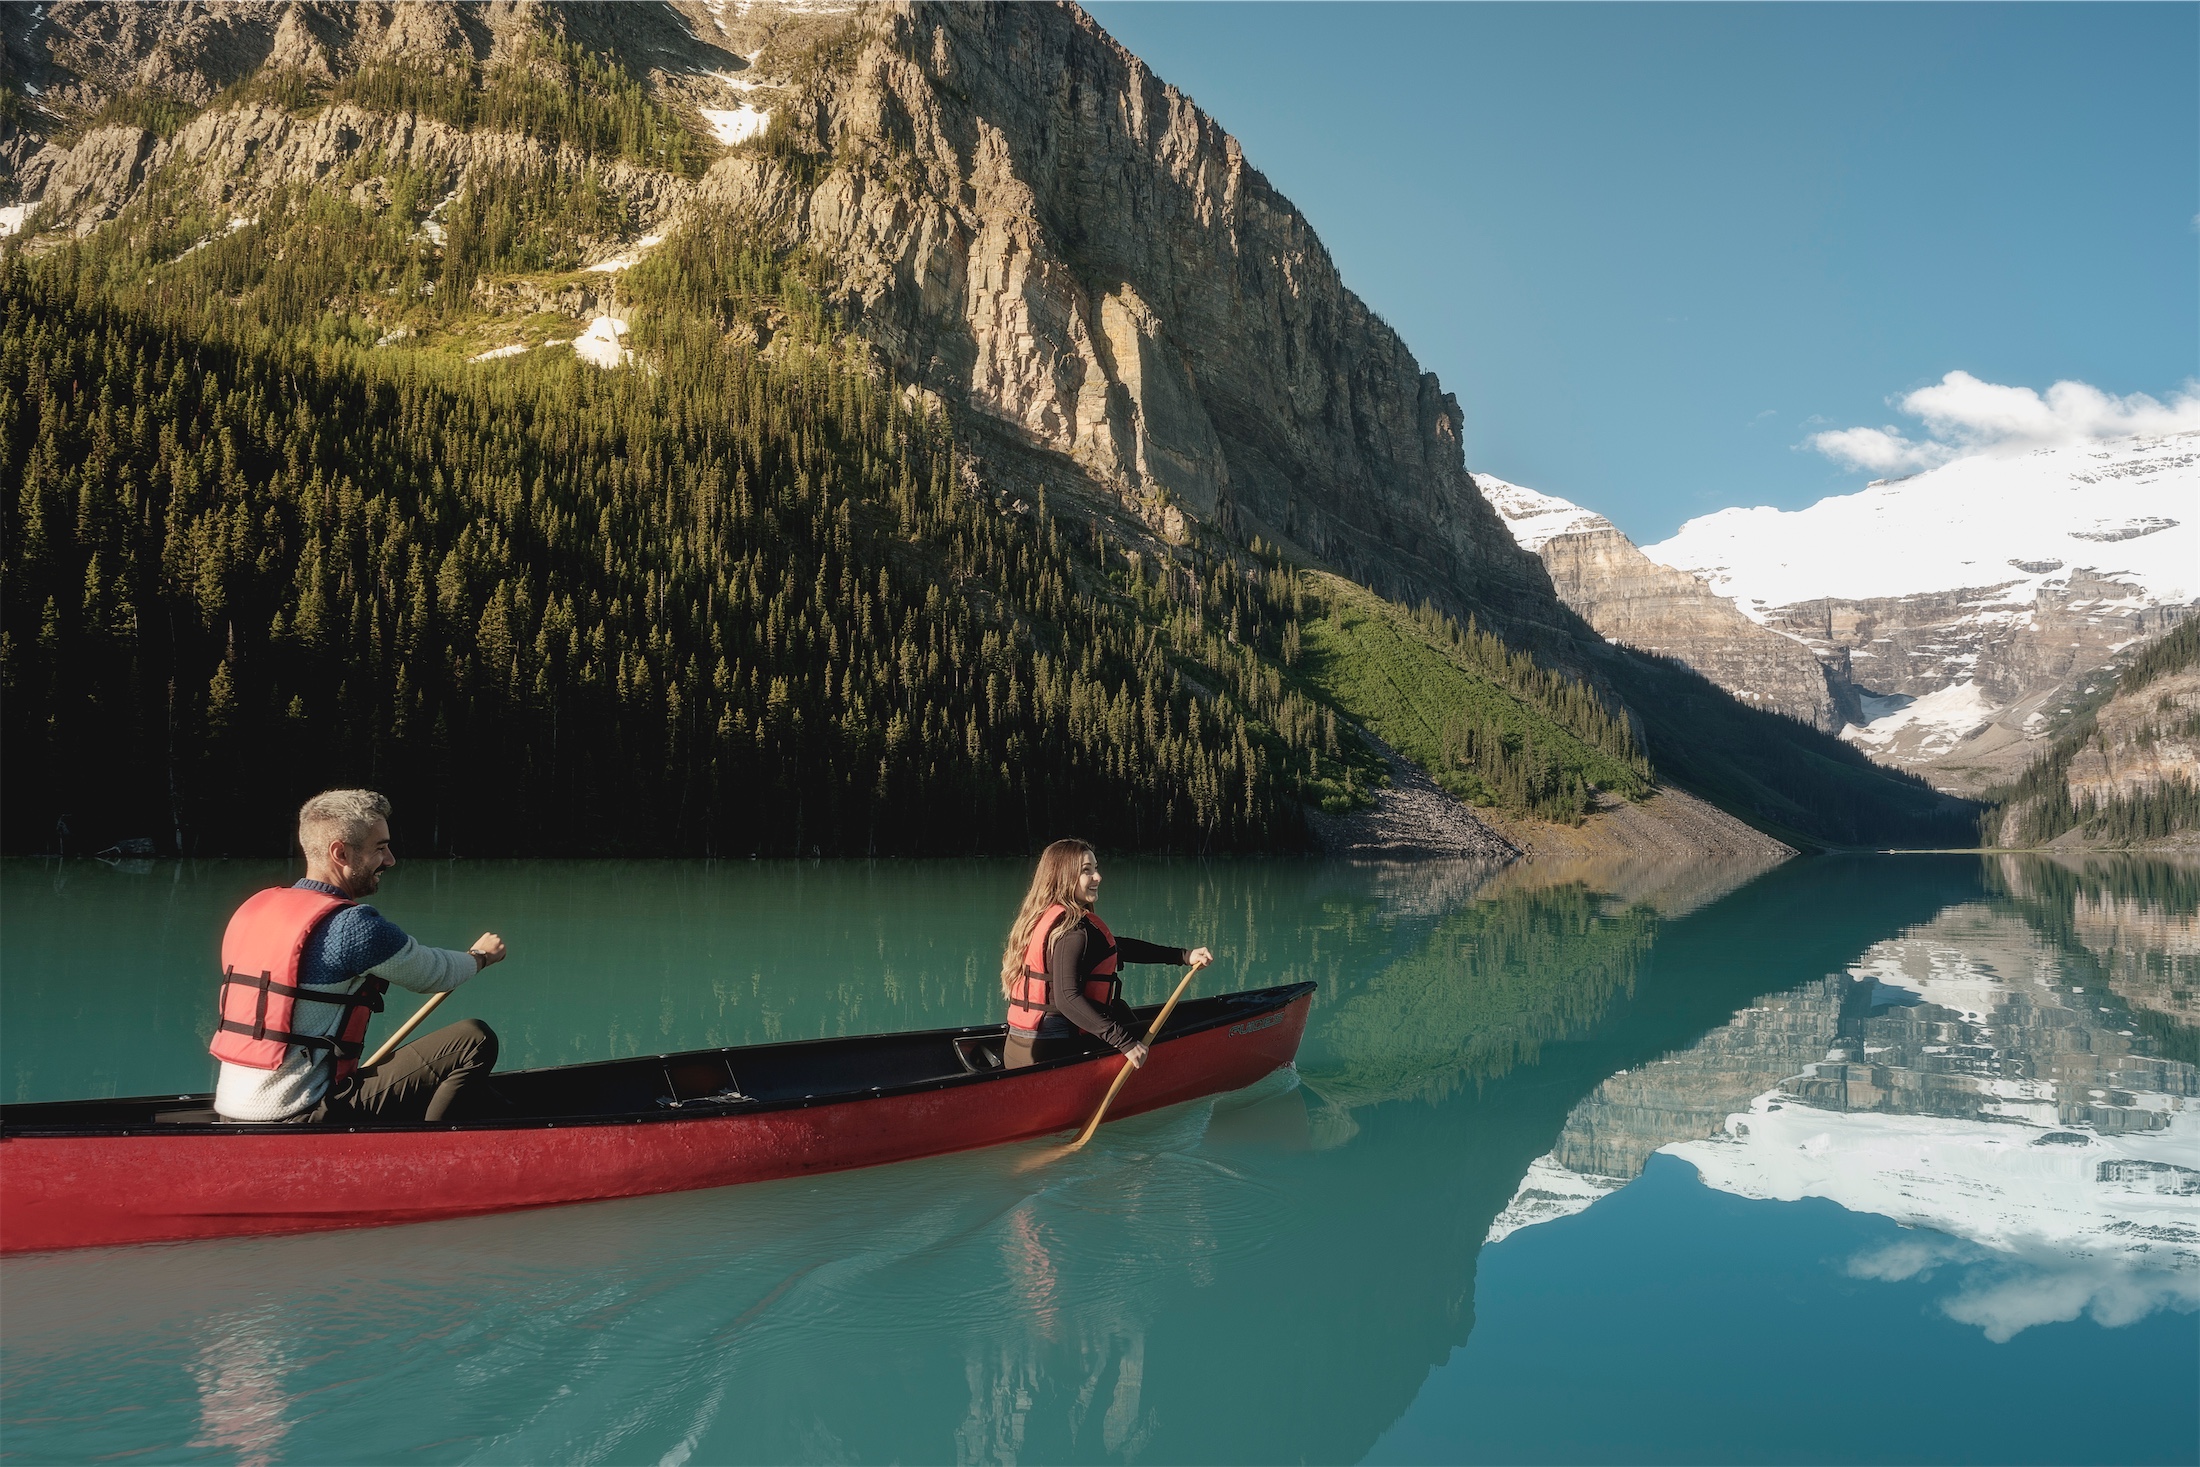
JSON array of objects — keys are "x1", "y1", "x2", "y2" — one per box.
[{"x1": 0, "y1": 982, "x2": 1314, "y2": 1254}]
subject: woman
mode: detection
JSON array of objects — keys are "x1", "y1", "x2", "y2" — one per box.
[{"x1": 1000, "y1": 839, "x2": 1212, "y2": 1070}]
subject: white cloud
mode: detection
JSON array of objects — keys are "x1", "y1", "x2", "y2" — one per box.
[
  {"x1": 1845, "y1": 1233, "x2": 1969, "y2": 1282},
  {"x1": 1845, "y1": 1236, "x2": 2199, "y2": 1343},
  {"x1": 1940, "y1": 1258, "x2": 2199, "y2": 1344},
  {"x1": 1807, "y1": 424, "x2": 1951, "y2": 474},
  {"x1": 1806, "y1": 371, "x2": 2200, "y2": 474}
]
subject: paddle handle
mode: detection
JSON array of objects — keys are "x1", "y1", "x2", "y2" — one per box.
[
  {"x1": 362, "y1": 990, "x2": 449, "y2": 1070},
  {"x1": 1067, "y1": 961, "x2": 1206, "y2": 1152}
]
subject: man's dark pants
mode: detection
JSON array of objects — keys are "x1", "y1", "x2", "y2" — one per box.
[{"x1": 311, "y1": 1019, "x2": 499, "y2": 1123}]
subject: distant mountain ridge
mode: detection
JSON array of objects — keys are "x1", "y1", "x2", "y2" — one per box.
[
  {"x1": 1483, "y1": 437, "x2": 2198, "y2": 798},
  {"x1": 1479, "y1": 475, "x2": 1838, "y2": 732}
]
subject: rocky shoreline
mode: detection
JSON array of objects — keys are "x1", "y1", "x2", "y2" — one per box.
[{"x1": 1303, "y1": 735, "x2": 1793, "y2": 868}]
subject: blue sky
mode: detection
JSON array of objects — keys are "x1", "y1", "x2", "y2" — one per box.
[{"x1": 1083, "y1": 2, "x2": 2199, "y2": 543}]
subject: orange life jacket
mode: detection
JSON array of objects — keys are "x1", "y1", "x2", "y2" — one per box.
[
  {"x1": 1007, "y1": 904, "x2": 1120, "y2": 1035},
  {"x1": 209, "y1": 887, "x2": 388, "y2": 1084}
]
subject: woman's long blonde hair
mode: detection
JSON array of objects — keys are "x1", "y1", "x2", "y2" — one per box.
[{"x1": 1000, "y1": 839, "x2": 1097, "y2": 998}]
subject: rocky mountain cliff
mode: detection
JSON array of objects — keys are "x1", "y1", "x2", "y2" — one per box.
[
  {"x1": 3, "y1": 0, "x2": 1551, "y2": 626},
  {"x1": 686, "y1": 1, "x2": 1554, "y2": 632},
  {"x1": 1, "y1": 0, "x2": 1552, "y2": 624}
]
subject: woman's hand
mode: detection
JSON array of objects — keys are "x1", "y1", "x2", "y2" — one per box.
[
  {"x1": 470, "y1": 933, "x2": 508, "y2": 969},
  {"x1": 1186, "y1": 947, "x2": 1213, "y2": 969},
  {"x1": 1125, "y1": 1042, "x2": 1149, "y2": 1069}
]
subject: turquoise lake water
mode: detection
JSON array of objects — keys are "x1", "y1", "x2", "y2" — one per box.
[{"x1": 2, "y1": 852, "x2": 2194, "y2": 1464}]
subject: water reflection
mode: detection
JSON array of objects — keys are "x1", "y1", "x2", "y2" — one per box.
[
  {"x1": 188, "y1": 1310, "x2": 294, "y2": 1467},
  {"x1": 1493, "y1": 855, "x2": 2200, "y2": 1341},
  {"x1": 2, "y1": 854, "x2": 2191, "y2": 1464}
]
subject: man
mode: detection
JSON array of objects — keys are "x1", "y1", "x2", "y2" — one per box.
[{"x1": 211, "y1": 789, "x2": 508, "y2": 1123}]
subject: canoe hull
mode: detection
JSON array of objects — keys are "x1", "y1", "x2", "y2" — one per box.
[{"x1": 1, "y1": 988, "x2": 1310, "y2": 1253}]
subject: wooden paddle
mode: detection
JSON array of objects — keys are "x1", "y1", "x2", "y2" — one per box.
[
  {"x1": 1064, "y1": 959, "x2": 1208, "y2": 1153},
  {"x1": 361, "y1": 990, "x2": 449, "y2": 1071}
]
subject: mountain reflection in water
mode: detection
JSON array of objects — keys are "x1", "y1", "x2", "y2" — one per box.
[
  {"x1": 0, "y1": 854, "x2": 2192, "y2": 1465},
  {"x1": 1490, "y1": 855, "x2": 2199, "y2": 1345}
]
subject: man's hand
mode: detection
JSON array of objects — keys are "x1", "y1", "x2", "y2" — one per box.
[
  {"x1": 1186, "y1": 947, "x2": 1214, "y2": 969},
  {"x1": 470, "y1": 933, "x2": 508, "y2": 969},
  {"x1": 1125, "y1": 1042, "x2": 1149, "y2": 1069}
]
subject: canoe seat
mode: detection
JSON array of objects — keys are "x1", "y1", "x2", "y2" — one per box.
[
  {"x1": 660, "y1": 1056, "x2": 743, "y2": 1108},
  {"x1": 954, "y1": 1037, "x2": 1004, "y2": 1074}
]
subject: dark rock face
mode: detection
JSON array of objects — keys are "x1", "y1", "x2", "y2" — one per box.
[{"x1": 722, "y1": 1, "x2": 1552, "y2": 627}]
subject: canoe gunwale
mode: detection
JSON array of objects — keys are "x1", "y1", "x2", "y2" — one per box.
[{"x1": 0, "y1": 982, "x2": 1317, "y2": 1140}]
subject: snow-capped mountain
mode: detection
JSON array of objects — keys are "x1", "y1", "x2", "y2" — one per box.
[
  {"x1": 1476, "y1": 477, "x2": 1614, "y2": 552},
  {"x1": 1479, "y1": 435, "x2": 2198, "y2": 792},
  {"x1": 1643, "y1": 434, "x2": 2195, "y2": 614}
]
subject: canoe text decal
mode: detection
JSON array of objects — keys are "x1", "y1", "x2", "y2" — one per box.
[{"x1": 1229, "y1": 1013, "x2": 1285, "y2": 1037}]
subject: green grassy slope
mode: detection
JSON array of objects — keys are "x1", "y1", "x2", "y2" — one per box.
[{"x1": 1294, "y1": 574, "x2": 1650, "y2": 822}]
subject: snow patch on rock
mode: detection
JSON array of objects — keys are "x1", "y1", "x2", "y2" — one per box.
[
  {"x1": 586, "y1": 233, "x2": 665, "y2": 273},
  {"x1": 418, "y1": 186, "x2": 459, "y2": 247},
  {"x1": 1485, "y1": 1155, "x2": 1630, "y2": 1245},
  {"x1": 1841, "y1": 680, "x2": 1995, "y2": 758},
  {"x1": 702, "y1": 105, "x2": 770, "y2": 146},
  {"x1": 1477, "y1": 474, "x2": 1613, "y2": 553},
  {"x1": 572, "y1": 315, "x2": 632, "y2": 369}
]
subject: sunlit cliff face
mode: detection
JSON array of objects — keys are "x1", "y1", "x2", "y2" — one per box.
[{"x1": 1488, "y1": 894, "x2": 2200, "y2": 1340}]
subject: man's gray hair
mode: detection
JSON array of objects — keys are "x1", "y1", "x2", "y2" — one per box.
[{"x1": 298, "y1": 788, "x2": 391, "y2": 859}]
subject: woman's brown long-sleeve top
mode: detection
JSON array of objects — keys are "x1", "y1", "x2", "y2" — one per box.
[{"x1": 1034, "y1": 917, "x2": 1191, "y2": 1054}]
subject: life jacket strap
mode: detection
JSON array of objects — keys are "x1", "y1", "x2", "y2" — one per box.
[
  {"x1": 219, "y1": 969, "x2": 387, "y2": 1041},
  {"x1": 220, "y1": 969, "x2": 390, "y2": 1009},
  {"x1": 212, "y1": 1019, "x2": 369, "y2": 1058},
  {"x1": 1014, "y1": 966, "x2": 1120, "y2": 1014}
]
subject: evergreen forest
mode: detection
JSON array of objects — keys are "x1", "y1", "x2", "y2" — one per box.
[
  {"x1": 0, "y1": 55, "x2": 1659, "y2": 857},
  {"x1": 1982, "y1": 616, "x2": 2200, "y2": 849}
]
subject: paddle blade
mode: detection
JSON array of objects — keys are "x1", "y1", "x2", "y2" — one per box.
[
  {"x1": 1066, "y1": 1060, "x2": 1139, "y2": 1151},
  {"x1": 1033, "y1": 962, "x2": 1208, "y2": 1165}
]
